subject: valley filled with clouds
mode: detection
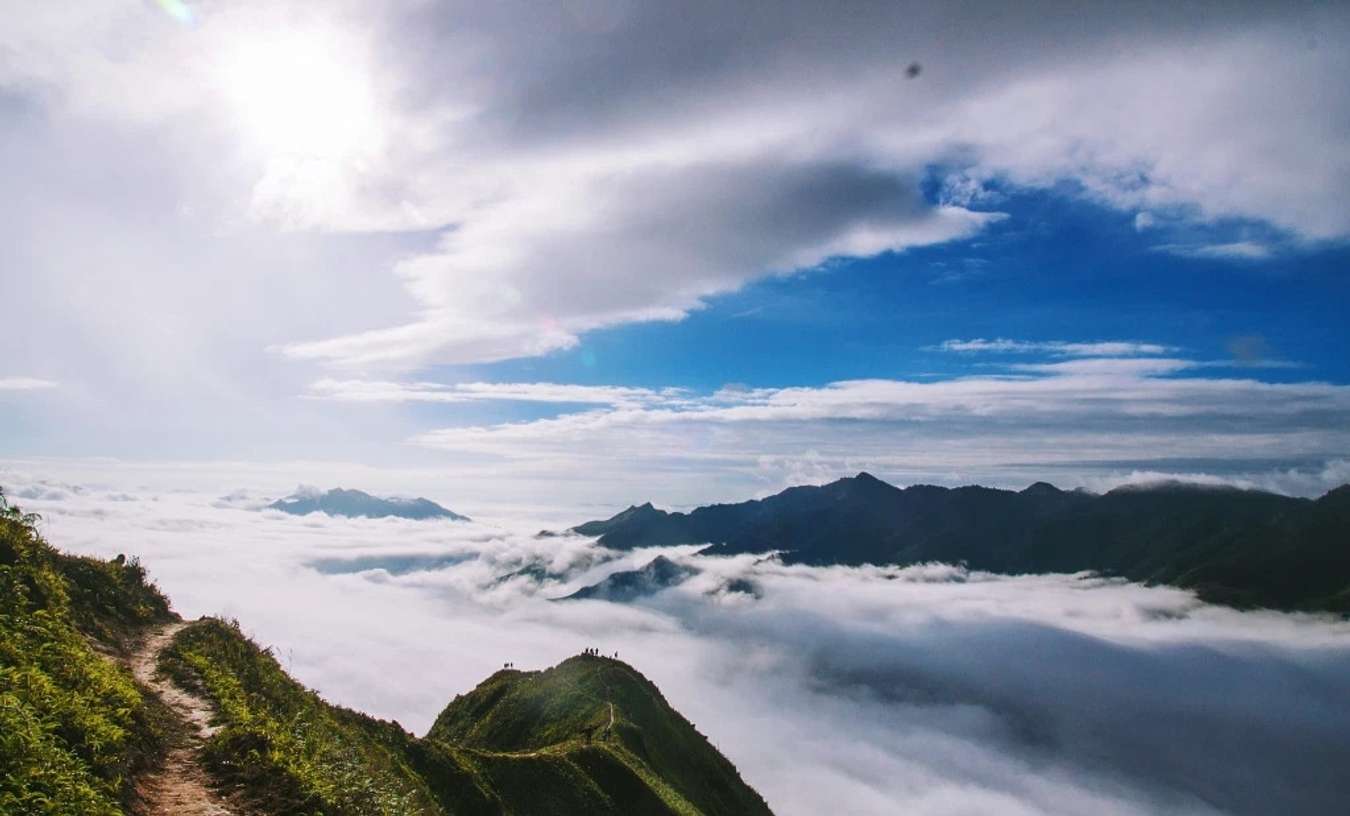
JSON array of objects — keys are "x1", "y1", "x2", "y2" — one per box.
[{"x1": 7, "y1": 465, "x2": 1347, "y2": 816}]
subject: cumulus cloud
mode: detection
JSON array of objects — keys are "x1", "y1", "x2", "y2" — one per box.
[
  {"x1": 6, "y1": 471, "x2": 1348, "y2": 816},
  {"x1": 277, "y1": 164, "x2": 993, "y2": 366},
  {"x1": 4, "y1": 2, "x2": 1348, "y2": 369}
]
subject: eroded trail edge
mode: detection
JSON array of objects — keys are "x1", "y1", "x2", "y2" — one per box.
[{"x1": 129, "y1": 621, "x2": 235, "y2": 816}]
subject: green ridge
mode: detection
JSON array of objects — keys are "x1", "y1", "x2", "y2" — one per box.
[
  {"x1": 0, "y1": 489, "x2": 173, "y2": 815},
  {"x1": 428, "y1": 654, "x2": 773, "y2": 816},
  {"x1": 170, "y1": 620, "x2": 772, "y2": 815}
]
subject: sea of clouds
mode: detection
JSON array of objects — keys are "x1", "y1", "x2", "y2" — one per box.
[{"x1": 5, "y1": 463, "x2": 1349, "y2": 816}]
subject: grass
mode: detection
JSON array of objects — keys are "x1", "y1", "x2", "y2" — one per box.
[
  {"x1": 427, "y1": 655, "x2": 773, "y2": 816},
  {"x1": 0, "y1": 488, "x2": 172, "y2": 815},
  {"x1": 159, "y1": 618, "x2": 442, "y2": 816},
  {"x1": 163, "y1": 623, "x2": 773, "y2": 816}
]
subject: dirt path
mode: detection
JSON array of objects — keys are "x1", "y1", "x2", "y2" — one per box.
[{"x1": 129, "y1": 621, "x2": 236, "y2": 816}]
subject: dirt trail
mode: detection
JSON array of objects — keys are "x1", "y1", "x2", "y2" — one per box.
[{"x1": 129, "y1": 621, "x2": 236, "y2": 816}]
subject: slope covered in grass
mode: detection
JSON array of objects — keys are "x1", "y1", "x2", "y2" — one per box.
[
  {"x1": 428, "y1": 654, "x2": 774, "y2": 816},
  {"x1": 160, "y1": 618, "x2": 442, "y2": 816},
  {"x1": 0, "y1": 489, "x2": 173, "y2": 815},
  {"x1": 165, "y1": 617, "x2": 774, "y2": 816}
]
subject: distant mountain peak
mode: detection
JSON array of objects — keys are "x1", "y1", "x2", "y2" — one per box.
[
  {"x1": 561, "y1": 555, "x2": 697, "y2": 602},
  {"x1": 268, "y1": 487, "x2": 468, "y2": 521},
  {"x1": 1320, "y1": 483, "x2": 1350, "y2": 499},
  {"x1": 1104, "y1": 479, "x2": 1251, "y2": 496},
  {"x1": 1317, "y1": 483, "x2": 1350, "y2": 510},
  {"x1": 1021, "y1": 481, "x2": 1063, "y2": 496}
]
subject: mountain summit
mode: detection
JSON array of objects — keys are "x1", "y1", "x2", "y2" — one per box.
[
  {"x1": 426, "y1": 652, "x2": 772, "y2": 815},
  {"x1": 561, "y1": 555, "x2": 698, "y2": 602},
  {"x1": 268, "y1": 487, "x2": 468, "y2": 521}
]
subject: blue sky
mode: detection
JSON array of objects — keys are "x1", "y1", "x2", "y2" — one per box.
[
  {"x1": 467, "y1": 186, "x2": 1350, "y2": 394},
  {"x1": 3, "y1": 1, "x2": 1350, "y2": 508}
]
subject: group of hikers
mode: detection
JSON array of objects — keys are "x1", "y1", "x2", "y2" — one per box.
[{"x1": 502, "y1": 648, "x2": 619, "y2": 671}]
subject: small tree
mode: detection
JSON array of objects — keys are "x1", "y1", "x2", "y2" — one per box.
[{"x1": 0, "y1": 486, "x2": 42, "y2": 528}]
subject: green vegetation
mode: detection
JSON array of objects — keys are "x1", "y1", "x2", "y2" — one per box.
[
  {"x1": 427, "y1": 655, "x2": 773, "y2": 816},
  {"x1": 0, "y1": 489, "x2": 172, "y2": 815},
  {"x1": 159, "y1": 617, "x2": 441, "y2": 816},
  {"x1": 166, "y1": 621, "x2": 773, "y2": 816},
  {"x1": 1, "y1": 485, "x2": 773, "y2": 815}
]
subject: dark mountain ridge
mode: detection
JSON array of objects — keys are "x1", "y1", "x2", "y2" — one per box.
[
  {"x1": 568, "y1": 474, "x2": 1350, "y2": 613},
  {"x1": 561, "y1": 555, "x2": 698, "y2": 602}
]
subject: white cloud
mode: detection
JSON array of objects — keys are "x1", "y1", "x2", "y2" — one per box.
[
  {"x1": 1005, "y1": 357, "x2": 1197, "y2": 376},
  {"x1": 307, "y1": 378, "x2": 690, "y2": 408},
  {"x1": 277, "y1": 171, "x2": 995, "y2": 367},
  {"x1": 405, "y1": 363, "x2": 1350, "y2": 500},
  {"x1": 4, "y1": 2, "x2": 1347, "y2": 370},
  {"x1": 935, "y1": 339, "x2": 1176, "y2": 356},
  {"x1": 1155, "y1": 241, "x2": 1274, "y2": 260},
  {"x1": 0, "y1": 377, "x2": 57, "y2": 391}
]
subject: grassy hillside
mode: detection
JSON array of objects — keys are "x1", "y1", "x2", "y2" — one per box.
[
  {"x1": 159, "y1": 618, "x2": 443, "y2": 816},
  {"x1": 168, "y1": 619, "x2": 773, "y2": 816},
  {"x1": 428, "y1": 654, "x2": 773, "y2": 816},
  {"x1": 0, "y1": 489, "x2": 173, "y2": 815}
]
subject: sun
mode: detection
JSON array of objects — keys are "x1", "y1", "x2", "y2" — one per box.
[{"x1": 217, "y1": 29, "x2": 381, "y2": 163}]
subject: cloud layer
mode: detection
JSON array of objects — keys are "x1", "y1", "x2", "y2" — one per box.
[
  {"x1": 4, "y1": 2, "x2": 1349, "y2": 369},
  {"x1": 6, "y1": 468, "x2": 1348, "y2": 816},
  {"x1": 935, "y1": 339, "x2": 1177, "y2": 356},
  {"x1": 339, "y1": 344, "x2": 1350, "y2": 500}
]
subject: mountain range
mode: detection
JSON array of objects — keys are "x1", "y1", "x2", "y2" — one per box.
[
  {"x1": 567, "y1": 474, "x2": 1350, "y2": 613},
  {"x1": 268, "y1": 487, "x2": 469, "y2": 521}
]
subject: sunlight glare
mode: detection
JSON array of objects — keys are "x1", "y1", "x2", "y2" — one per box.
[{"x1": 218, "y1": 30, "x2": 380, "y2": 162}]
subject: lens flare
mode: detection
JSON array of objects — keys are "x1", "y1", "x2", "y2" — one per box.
[{"x1": 155, "y1": 0, "x2": 194, "y2": 25}]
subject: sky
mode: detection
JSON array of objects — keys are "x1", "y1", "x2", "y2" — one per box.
[
  {"x1": 4, "y1": 7, "x2": 1350, "y2": 812},
  {"x1": 3, "y1": 0, "x2": 1350, "y2": 510}
]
